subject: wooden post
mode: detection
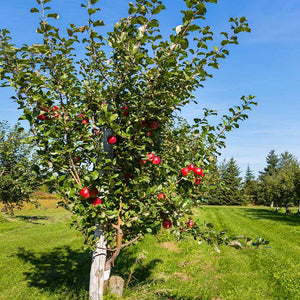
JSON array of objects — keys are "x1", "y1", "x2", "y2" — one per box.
[
  {"x1": 89, "y1": 221, "x2": 108, "y2": 300},
  {"x1": 89, "y1": 127, "x2": 113, "y2": 300}
]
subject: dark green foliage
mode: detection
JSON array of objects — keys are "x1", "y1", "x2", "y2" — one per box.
[
  {"x1": 259, "y1": 150, "x2": 279, "y2": 180},
  {"x1": 242, "y1": 165, "x2": 258, "y2": 204},
  {"x1": 0, "y1": 121, "x2": 39, "y2": 214},
  {"x1": 256, "y1": 150, "x2": 300, "y2": 210},
  {"x1": 207, "y1": 158, "x2": 244, "y2": 205}
]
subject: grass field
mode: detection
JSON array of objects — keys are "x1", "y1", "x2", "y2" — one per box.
[{"x1": 0, "y1": 204, "x2": 299, "y2": 300}]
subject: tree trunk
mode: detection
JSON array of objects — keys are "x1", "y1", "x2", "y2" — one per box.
[
  {"x1": 89, "y1": 221, "x2": 110, "y2": 300},
  {"x1": 298, "y1": 201, "x2": 300, "y2": 214}
]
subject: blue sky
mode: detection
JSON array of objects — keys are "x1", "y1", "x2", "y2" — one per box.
[{"x1": 0, "y1": 0, "x2": 299, "y2": 177}]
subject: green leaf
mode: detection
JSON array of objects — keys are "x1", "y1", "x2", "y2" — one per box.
[
  {"x1": 47, "y1": 13, "x2": 59, "y2": 19},
  {"x1": 93, "y1": 20, "x2": 104, "y2": 27},
  {"x1": 30, "y1": 7, "x2": 39, "y2": 13}
]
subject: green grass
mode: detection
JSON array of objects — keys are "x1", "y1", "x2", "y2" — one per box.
[{"x1": 0, "y1": 206, "x2": 299, "y2": 300}]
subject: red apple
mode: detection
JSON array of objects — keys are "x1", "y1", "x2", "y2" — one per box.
[
  {"x1": 147, "y1": 152, "x2": 155, "y2": 162},
  {"x1": 139, "y1": 159, "x2": 147, "y2": 166},
  {"x1": 90, "y1": 188, "x2": 99, "y2": 198},
  {"x1": 148, "y1": 120, "x2": 159, "y2": 130},
  {"x1": 94, "y1": 129, "x2": 100, "y2": 136},
  {"x1": 158, "y1": 193, "x2": 166, "y2": 200},
  {"x1": 188, "y1": 164, "x2": 195, "y2": 171},
  {"x1": 91, "y1": 197, "x2": 102, "y2": 206},
  {"x1": 202, "y1": 173, "x2": 205, "y2": 178},
  {"x1": 153, "y1": 156, "x2": 161, "y2": 165},
  {"x1": 194, "y1": 178, "x2": 201, "y2": 185},
  {"x1": 82, "y1": 117, "x2": 89, "y2": 125},
  {"x1": 181, "y1": 167, "x2": 189, "y2": 176},
  {"x1": 187, "y1": 219, "x2": 194, "y2": 228},
  {"x1": 194, "y1": 167, "x2": 203, "y2": 176},
  {"x1": 121, "y1": 106, "x2": 129, "y2": 116},
  {"x1": 107, "y1": 135, "x2": 117, "y2": 144},
  {"x1": 147, "y1": 131, "x2": 151, "y2": 136},
  {"x1": 37, "y1": 114, "x2": 46, "y2": 121},
  {"x1": 80, "y1": 187, "x2": 90, "y2": 199},
  {"x1": 162, "y1": 218, "x2": 172, "y2": 229},
  {"x1": 124, "y1": 173, "x2": 132, "y2": 179},
  {"x1": 51, "y1": 106, "x2": 59, "y2": 112},
  {"x1": 140, "y1": 120, "x2": 147, "y2": 127}
]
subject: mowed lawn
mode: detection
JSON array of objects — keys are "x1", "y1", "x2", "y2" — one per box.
[{"x1": 0, "y1": 205, "x2": 299, "y2": 300}]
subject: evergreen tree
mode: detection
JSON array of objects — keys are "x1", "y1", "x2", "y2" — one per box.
[
  {"x1": 259, "y1": 150, "x2": 279, "y2": 180},
  {"x1": 243, "y1": 165, "x2": 258, "y2": 204},
  {"x1": 208, "y1": 158, "x2": 244, "y2": 205}
]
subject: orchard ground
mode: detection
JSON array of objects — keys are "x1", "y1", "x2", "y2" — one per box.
[{"x1": 0, "y1": 195, "x2": 299, "y2": 300}]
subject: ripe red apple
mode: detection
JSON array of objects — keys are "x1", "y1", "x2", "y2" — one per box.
[
  {"x1": 158, "y1": 193, "x2": 166, "y2": 200},
  {"x1": 51, "y1": 106, "x2": 59, "y2": 112},
  {"x1": 121, "y1": 106, "x2": 129, "y2": 116},
  {"x1": 194, "y1": 167, "x2": 203, "y2": 176},
  {"x1": 153, "y1": 156, "x2": 161, "y2": 165},
  {"x1": 139, "y1": 159, "x2": 147, "y2": 166},
  {"x1": 147, "y1": 131, "x2": 151, "y2": 136},
  {"x1": 94, "y1": 129, "x2": 100, "y2": 136},
  {"x1": 107, "y1": 135, "x2": 117, "y2": 144},
  {"x1": 202, "y1": 173, "x2": 205, "y2": 178},
  {"x1": 90, "y1": 188, "x2": 99, "y2": 198},
  {"x1": 188, "y1": 164, "x2": 195, "y2": 171},
  {"x1": 37, "y1": 114, "x2": 46, "y2": 121},
  {"x1": 82, "y1": 117, "x2": 89, "y2": 125},
  {"x1": 148, "y1": 120, "x2": 159, "y2": 130},
  {"x1": 75, "y1": 157, "x2": 81, "y2": 162},
  {"x1": 162, "y1": 218, "x2": 172, "y2": 229},
  {"x1": 194, "y1": 178, "x2": 201, "y2": 185},
  {"x1": 147, "y1": 152, "x2": 155, "y2": 162},
  {"x1": 91, "y1": 197, "x2": 102, "y2": 206},
  {"x1": 80, "y1": 187, "x2": 91, "y2": 199},
  {"x1": 181, "y1": 167, "x2": 189, "y2": 176},
  {"x1": 187, "y1": 219, "x2": 194, "y2": 228}
]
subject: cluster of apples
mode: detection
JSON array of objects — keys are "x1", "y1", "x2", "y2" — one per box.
[
  {"x1": 80, "y1": 187, "x2": 102, "y2": 206},
  {"x1": 37, "y1": 105, "x2": 61, "y2": 121},
  {"x1": 181, "y1": 164, "x2": 205, "y2": 185}
]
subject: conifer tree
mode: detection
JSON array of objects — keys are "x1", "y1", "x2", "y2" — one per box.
[{"x1": 243, "y1": 165, "x2": 257, "y2": 204}]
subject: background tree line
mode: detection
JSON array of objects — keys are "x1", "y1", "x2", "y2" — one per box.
[{"x1": 205, "y1": 150, "x2": 300, "y2": 213}]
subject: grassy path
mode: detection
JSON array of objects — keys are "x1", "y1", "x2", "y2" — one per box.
[{"x1": 0, "y1": 206, "x2": 299, "y2": 299}]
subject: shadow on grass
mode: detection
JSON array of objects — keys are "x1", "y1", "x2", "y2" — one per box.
[
  {"x1": 15, "y1": 246, "x2": 90, "y2": 299},
  {"x1": 14, "y1": 215, "x2": 50, "y2": 224},
  {"x1": 243, "y1": 208, "x2": 300, "y2": 226},
  {"x1": 16, "y1": 244, "x2": 165, "y2": 299},
  {"x1": 112, "y1": 244, "x2": 163, "y2": 288}
]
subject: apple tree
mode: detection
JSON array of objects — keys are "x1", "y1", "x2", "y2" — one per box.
[
  {"x1": 0, "y1": 0, "x2": 257, "y2": 298},
  {"x1": 0, "y1": 121, "x2": 39, "y2": 214}
]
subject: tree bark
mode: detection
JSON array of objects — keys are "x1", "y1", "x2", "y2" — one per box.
[
  {"x1": 298, "y1": 201, "x2": 300, "y2": 214},
  {"x1": 89, "y1": 221, "x2": 110, "y2": 300}
]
